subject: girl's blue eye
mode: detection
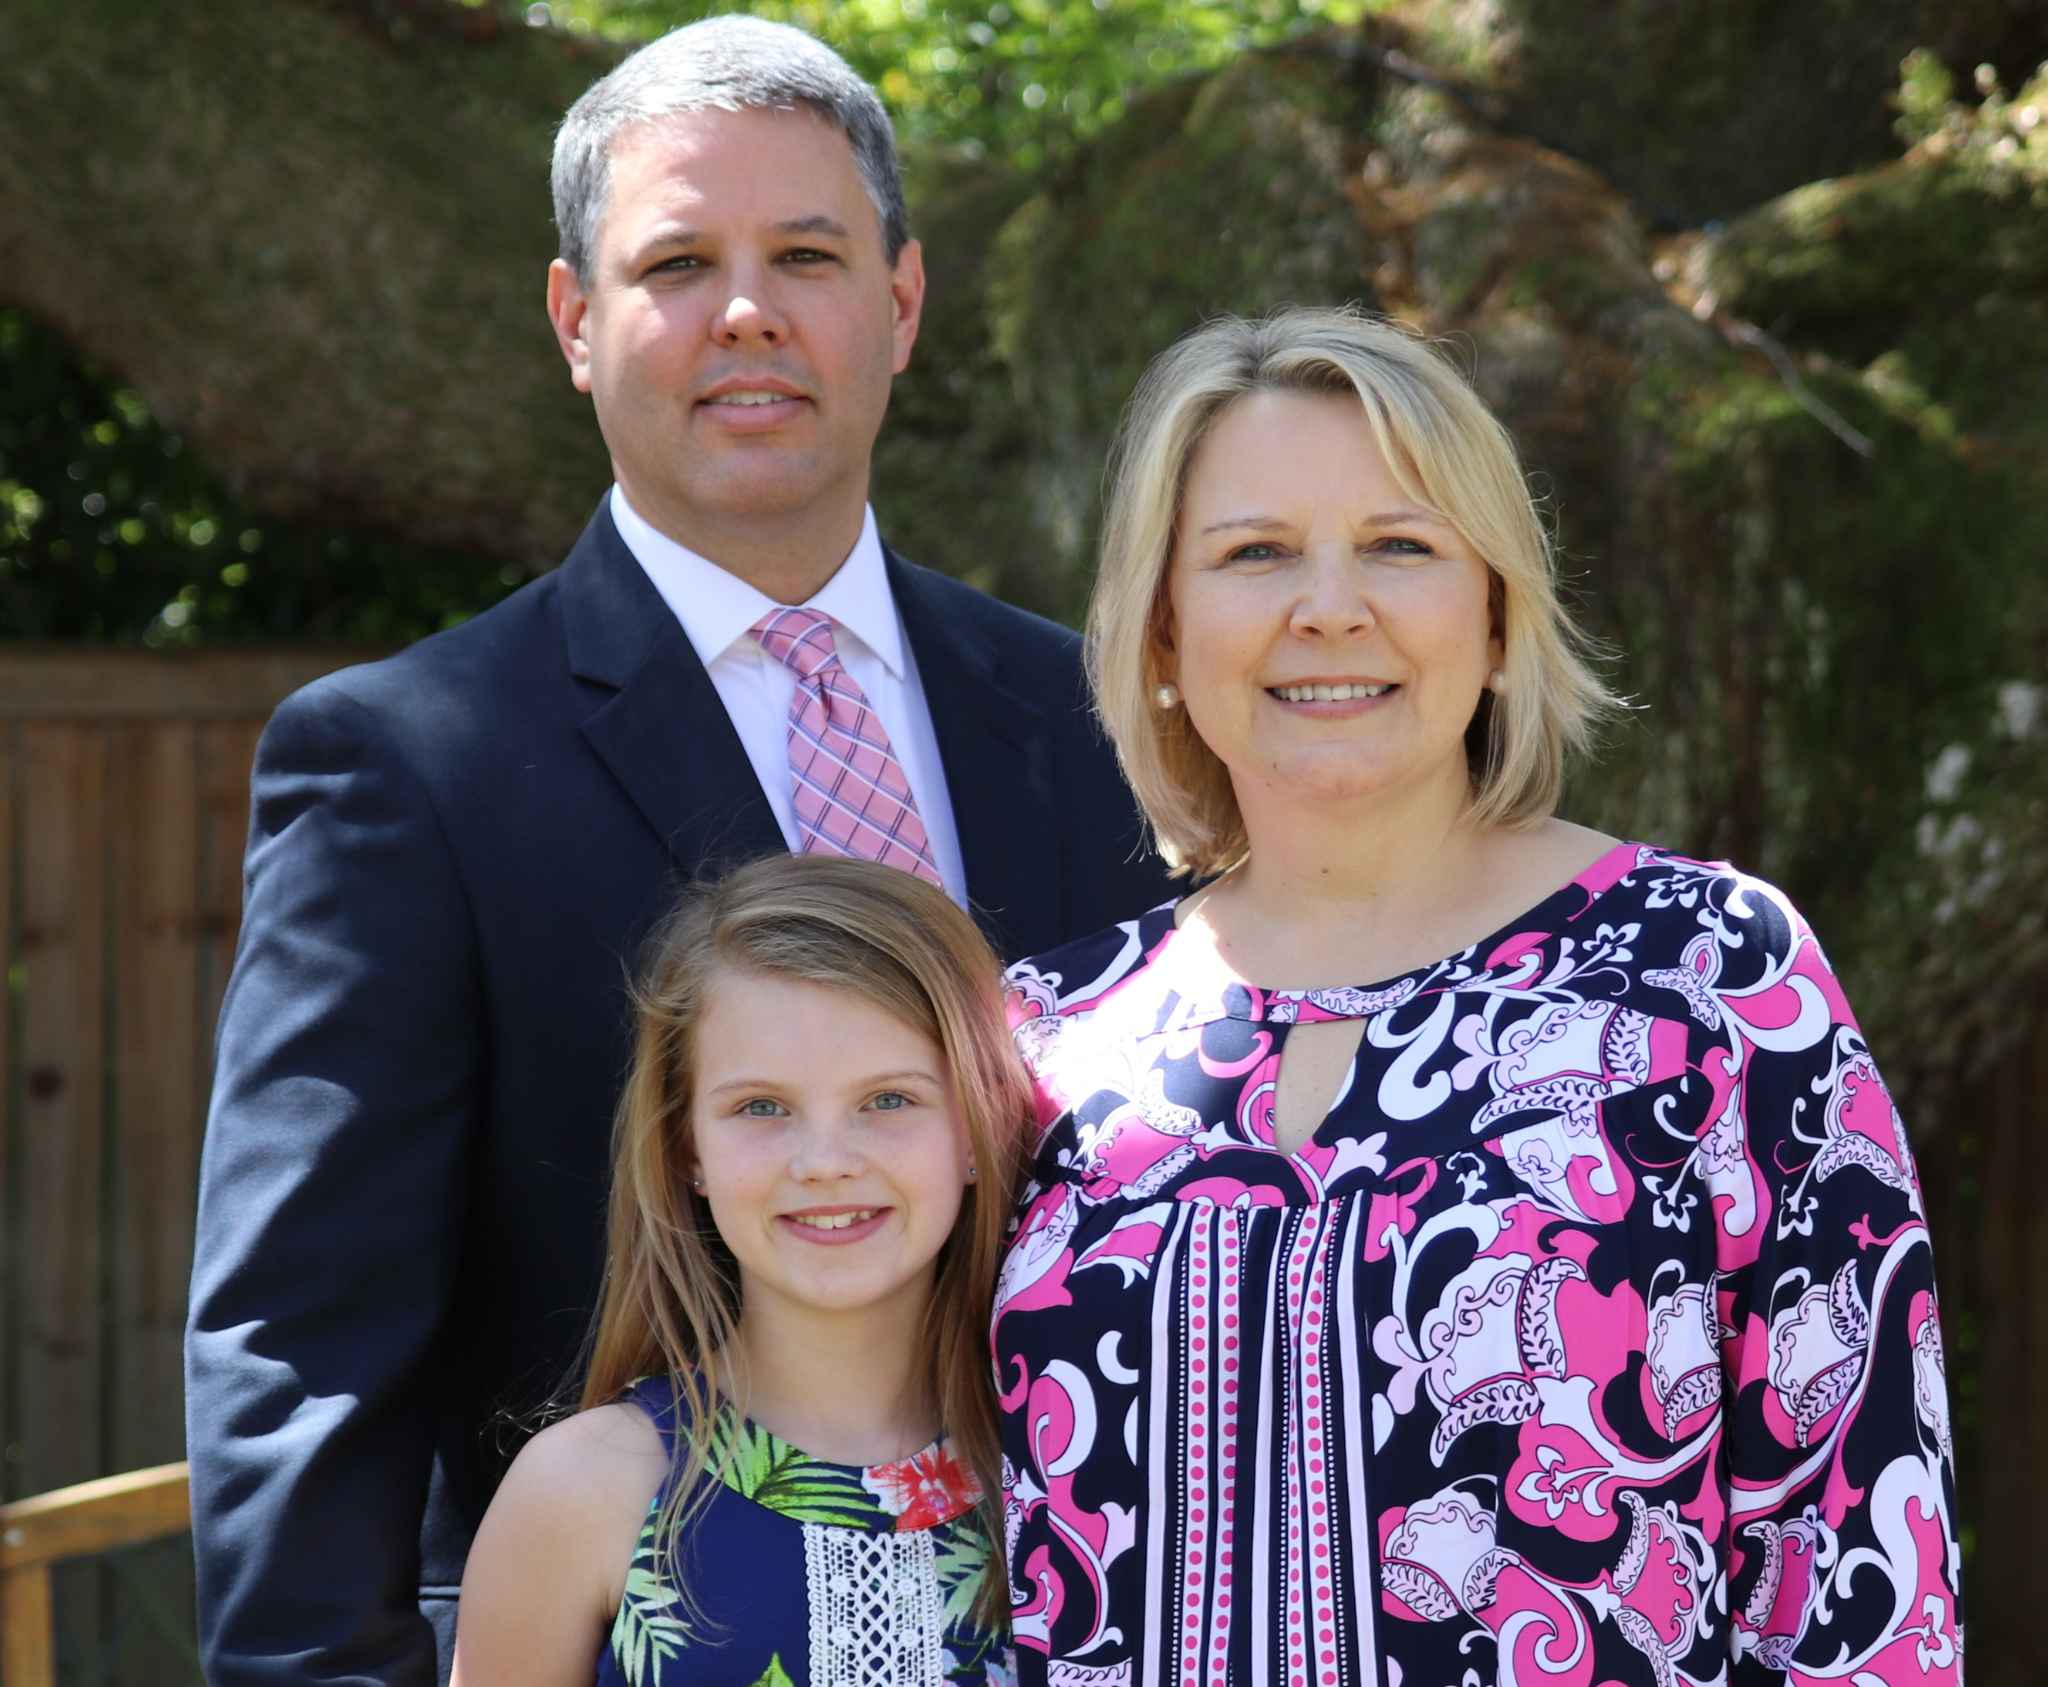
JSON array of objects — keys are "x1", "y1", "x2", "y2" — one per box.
[
  {"x1": 869, "y1": 1091, "x2": 912, "y2": 1112},
  {"x1": 738, "y1": 1097, "x2": 786, "y2": 1118}
]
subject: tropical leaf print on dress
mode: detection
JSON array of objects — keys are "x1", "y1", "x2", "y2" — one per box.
[
  {"x1": 702, "y1": 1408, "x2": 884, "y2": 1528},
  {"x1": 607, "y1": 1509, "x2": 697, "y2": 1687},
  {"x1": 594, "y1": 1382, "x2": 1012, "y2": 1687}
]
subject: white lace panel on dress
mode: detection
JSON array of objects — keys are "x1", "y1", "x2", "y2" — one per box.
[{"x1": 801, "y1": 1522, "x2": 945, "y2": 1686}]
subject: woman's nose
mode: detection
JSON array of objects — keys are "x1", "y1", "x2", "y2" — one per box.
[{"x1": 1288, "y1": 550, "x2": 1375, "y2": 638}]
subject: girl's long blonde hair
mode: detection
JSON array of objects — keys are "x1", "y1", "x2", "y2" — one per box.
[{"x1": 579, "y1": 853, "x2": 1029, "y2": 1619}]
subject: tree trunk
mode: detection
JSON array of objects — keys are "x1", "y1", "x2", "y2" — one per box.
[{"x1": 0, "y1": 0, "x2": 618, "y2": 565}]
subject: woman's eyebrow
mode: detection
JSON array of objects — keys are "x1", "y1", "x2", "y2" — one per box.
[{"x1": 1363, "y1": 506, "x2": 1454, "y2": 528}]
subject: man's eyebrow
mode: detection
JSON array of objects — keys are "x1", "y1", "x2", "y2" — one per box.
[{"x1": 772, "y1": 214, "x2": 853, "y2": 238}]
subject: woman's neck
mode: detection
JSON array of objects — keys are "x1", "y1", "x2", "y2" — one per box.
[
  {"x1": 1188, "y1": 769, "x2": 1602, "y2": 989},
  {"x1": 724, "y1": 1290, "x2": 938, "y2": 1467}
]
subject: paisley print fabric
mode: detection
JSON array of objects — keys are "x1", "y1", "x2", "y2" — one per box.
[
  {"x1": 995, "y1": 843, "x2": 1961, "y2": 1685},
  {"x1": 593, "y1": 1378, "x2": 1015, "y2": 1686}
]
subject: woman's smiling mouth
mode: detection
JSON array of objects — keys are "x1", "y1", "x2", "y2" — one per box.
[{"x1": 1268, "y1": 681, "x2": 1396, "y2": 703}]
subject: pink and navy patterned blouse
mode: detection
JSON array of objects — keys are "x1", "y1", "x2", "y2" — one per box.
[{"x1": 995, "y1": 843, "x2": 1961, "y2": 1685}]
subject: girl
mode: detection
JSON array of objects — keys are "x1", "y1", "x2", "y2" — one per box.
[{"x1": 453, "y1": 855, "x2": 1025, "y2": 1686}]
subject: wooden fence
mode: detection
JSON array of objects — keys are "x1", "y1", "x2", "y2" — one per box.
[
  {"x1": 0, "y1": 646, "x2": 2038, "y2": 1680},
  {"x1": 0, "y1": 648, "x2": 376, "y2": 1684}
]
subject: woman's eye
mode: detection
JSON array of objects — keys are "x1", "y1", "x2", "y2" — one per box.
[
  {"x1": 1372, "y1": 536, "x2": 1434, "y2": 559},
  {"x1": 1225, "y1": 541, "x2": 1283, "y2": 564}
]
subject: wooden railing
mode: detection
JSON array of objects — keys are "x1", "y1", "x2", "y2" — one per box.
[{"x1": 0, "y1": 1463, "x2": 191, "y2": 1687}]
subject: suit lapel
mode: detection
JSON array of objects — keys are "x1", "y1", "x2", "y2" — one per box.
[
  {"x1": 889, "y1": 551, "x2": 1060, "y2": 960},
  {"x1": 558, "y1": 503, "x2": 786, "y2": 873}
]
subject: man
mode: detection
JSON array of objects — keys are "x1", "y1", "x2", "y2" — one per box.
[{"x1": 184, "y1": 17, "x2": 1170, "y2": 1684}]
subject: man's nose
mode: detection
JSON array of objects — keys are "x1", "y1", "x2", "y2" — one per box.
[{"x1": 711, "y1": 267, "x2": 790, "y2": 346}]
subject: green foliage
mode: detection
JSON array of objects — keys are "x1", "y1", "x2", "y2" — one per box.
[
  {"x1": 0, "y1": 308, "x2": 518, "y2": 645},
  {"x1": 542, "y1": 0, "x2": 1379, "y2": 172},
  {"x1": 873, "y1": 47, "x2": 1379, "y2": 618}
]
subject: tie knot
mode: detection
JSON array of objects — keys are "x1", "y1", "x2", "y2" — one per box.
[{"x1": 751, "y1": 606, "x2": 840, "y2": 683}]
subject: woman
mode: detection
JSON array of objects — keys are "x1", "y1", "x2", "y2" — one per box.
[{"x1": 995, "y1": 309, "x2": 1960, "y2": 1684}]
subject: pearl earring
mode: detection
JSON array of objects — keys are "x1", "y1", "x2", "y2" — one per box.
[
  {"x1": 1486, "y1": 667, "x2": 1506, "y2": 695},
  {"x1": 1153, "y1": 683, "x2": 1181, "y2": 709}
]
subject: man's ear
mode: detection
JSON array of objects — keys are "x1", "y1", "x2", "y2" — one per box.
[
  {"x1": 546, "y1": 259, "x2": 595, "y2": 395},
  {"x1": 887, "y1": 238, "x2": 926, "y2": 376}
]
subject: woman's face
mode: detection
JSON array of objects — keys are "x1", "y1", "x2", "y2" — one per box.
[{"x1": 1162, "y1": 388, "x2": 1502, "y2": 821}]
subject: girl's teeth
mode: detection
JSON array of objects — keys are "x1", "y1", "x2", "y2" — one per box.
[
  {"x1": 790, "y1": 1209, "x2": 878, "y2": 1231},
  {"x1": 1275, "y1": 683, "x2": 1391, "y2": 702}
]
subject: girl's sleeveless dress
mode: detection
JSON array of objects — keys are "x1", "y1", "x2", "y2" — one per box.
[{"x1": 591, "y1": 1377, "x2": 1015, "y2": 1687}]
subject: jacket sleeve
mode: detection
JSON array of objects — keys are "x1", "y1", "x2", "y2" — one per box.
[
  {"x1": 185, "y1": 679, "x2": 483, "y2": 1687},
  {"x1": 1711, "y1": 886, "x2": 1962, "y2": 1681}
]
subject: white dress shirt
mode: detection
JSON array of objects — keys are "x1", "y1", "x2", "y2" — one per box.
[{"x1": 609, "y1": 485, "x2": 969, "y2": 905}]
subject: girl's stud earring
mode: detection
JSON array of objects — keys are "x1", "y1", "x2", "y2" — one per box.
[
  {"x1": 1486, "y1": 667, "x2": 1507, "y2": 694},
  {"x1": 966, "y1": 1164, "x2": 978, "y2": 1182},
  {"x1": 1153, "y1": 683, "x2": 1181, "y2": 709}
]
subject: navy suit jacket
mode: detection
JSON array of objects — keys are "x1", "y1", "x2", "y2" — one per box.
[{"x1": 184, "y1": 502, "x2": 1172, "y2": 1685}]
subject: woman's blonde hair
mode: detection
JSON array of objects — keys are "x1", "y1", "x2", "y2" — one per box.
[
  {"x1": 579, "y1": 854, "x2": 1029, "y2": 1619},
  {"x1": 1090, "y1": 306, "x2": 1620, "y2": 878}
]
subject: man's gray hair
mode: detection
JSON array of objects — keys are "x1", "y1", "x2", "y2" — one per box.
[{"x1": 551, "y1": 14, "x2": 911, "y2": 282}]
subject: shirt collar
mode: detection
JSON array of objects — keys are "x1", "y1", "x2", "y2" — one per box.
[{"x1": 610, "y1": 486, "x2": 904, "y2": 678}]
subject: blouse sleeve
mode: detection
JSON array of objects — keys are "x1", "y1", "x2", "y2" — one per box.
[{"x1": 1706, "y1": 880, "x2": 1962, "y2": 1680}]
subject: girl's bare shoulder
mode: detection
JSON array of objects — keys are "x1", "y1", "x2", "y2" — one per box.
[{"x1": 503, "y1": 1401, "x2": 671, "y2": 1524}]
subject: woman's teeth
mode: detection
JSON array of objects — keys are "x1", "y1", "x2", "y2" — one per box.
[
  {"x1": 788, "y1": 1209, "x2": 879, "y2": 1230},
  {"x1": 1272, "y1": 683, "x2": 1393, "y2": 702}
]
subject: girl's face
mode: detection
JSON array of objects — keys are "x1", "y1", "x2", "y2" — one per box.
[{"x1": 688, "y1": 969, "x2": 973, "y2": 1333}]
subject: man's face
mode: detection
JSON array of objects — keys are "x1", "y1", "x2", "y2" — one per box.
[{"x1": 547, "y1": 105, "x2": 923, "y2": 552}]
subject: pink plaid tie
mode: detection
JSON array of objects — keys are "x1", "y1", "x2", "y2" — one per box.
[{"x1": 751, "y1": 607, "x2": 945, "y2": 886}]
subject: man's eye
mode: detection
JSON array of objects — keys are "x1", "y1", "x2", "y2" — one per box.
[
  {"x1": 649, "y1": 254, "x2": 704, "y2": 275},
  {"x1": 780, "y1": 247, "x2": 839, "y2": 265}
]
